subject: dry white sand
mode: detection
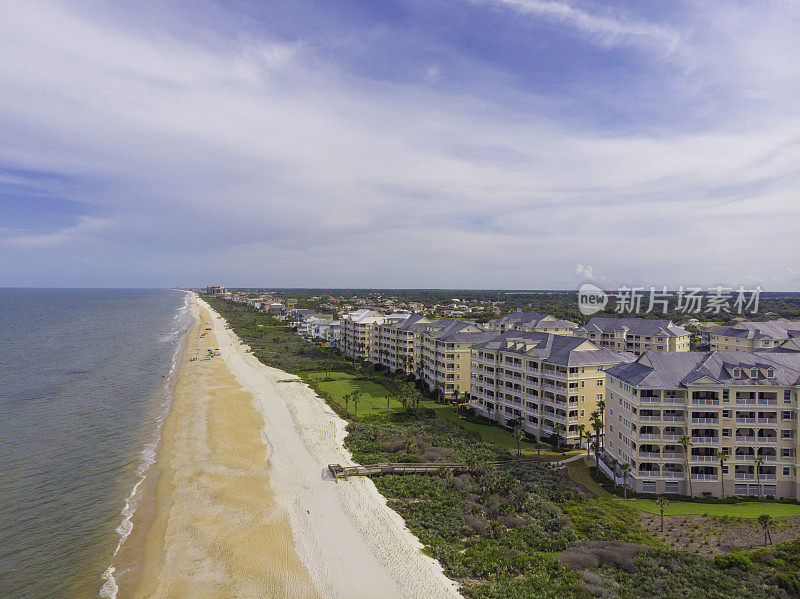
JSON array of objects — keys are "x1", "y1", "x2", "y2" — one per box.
[{"x1": 200, "y1": 298, "x2": 462, "y2": 599}]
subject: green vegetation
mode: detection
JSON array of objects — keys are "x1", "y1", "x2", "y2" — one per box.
[
  {"x1": 568, "y1": 457, "x2": 800, "y2": 518},
  {"x1": 204, "y1": 295, "x2": 799, "y2": 598}
]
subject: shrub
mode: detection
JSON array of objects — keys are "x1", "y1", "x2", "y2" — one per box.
[{"x1": 715, "y1": 552, "x2": 754, "y2": 571}]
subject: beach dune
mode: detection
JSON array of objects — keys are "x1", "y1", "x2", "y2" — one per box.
[{"x1": 132, "y1": 294, "x2": 460, "y2": 598}]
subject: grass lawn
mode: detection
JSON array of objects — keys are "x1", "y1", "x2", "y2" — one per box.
[
  {"x1": 302, "y1": 370, "x2": 581, "y2": 461},
  {"x1": 566, "y1": 458, "x2": 800, "y2": 518},
  {"x1": 305, "y1": 370, "x2": 401, "y2": 418}
]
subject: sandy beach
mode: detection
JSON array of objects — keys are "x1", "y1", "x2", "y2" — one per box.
[{"x1": 130, "y1": 293, "x2": 461, "y2": 598}]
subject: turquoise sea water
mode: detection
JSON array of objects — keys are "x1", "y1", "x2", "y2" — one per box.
[{"x1": 0, "y1": 289, "x2": 192, "y2": 598}]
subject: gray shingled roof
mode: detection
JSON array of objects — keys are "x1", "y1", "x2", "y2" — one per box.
[
  {"x1": 472, "y1": 330, "x2": 636, "y2": 367},
  {"x1": 606, "y1": 349, "x2": 800, "y2": 388},
  {"x1": 713, "y1": 321, "x2": 800, "y2": 341},
  {"x1": 576, "y1": 317, "x2": 688, "y2": 338},
  {"x1": 422, "y1": 319, "x2": 497, "y2": 343}
]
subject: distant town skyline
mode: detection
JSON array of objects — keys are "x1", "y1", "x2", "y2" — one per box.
[{"x1": 1, "y1": 1, "x2": 798, "y2": 290}]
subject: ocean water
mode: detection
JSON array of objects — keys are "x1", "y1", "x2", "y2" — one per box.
[{"x1": 0, "y1": 289, "x2": 192, "y2": 598}]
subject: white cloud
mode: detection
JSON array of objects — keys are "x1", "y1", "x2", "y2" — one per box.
[
  {"x1": 1, "y1": 216, "x2": 111, "y2": 250},
  {"x1": 469, "y1": 0, "x2": 681, "y2": 53},
  {"x1": 0, "y1": 1, "x2": 797, "y2": 288}
]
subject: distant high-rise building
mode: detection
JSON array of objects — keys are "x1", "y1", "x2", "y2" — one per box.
[{"x1": 206, "y1": 284, "x2": 226, "y2": 295}]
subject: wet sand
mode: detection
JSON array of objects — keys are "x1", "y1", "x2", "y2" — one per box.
[{"x1": 130, "y1": 297, "x2": 317, "y2": 598}]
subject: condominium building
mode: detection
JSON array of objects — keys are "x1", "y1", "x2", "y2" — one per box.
[
  {"x1": 418, "y1": 320, "x2": 497, "y2": 398},
  {"x1": 605, "y1": 350, "x2": 800, "y2": 498},
  {"x1": 575, "y1": 317, "x2": 690, "y2": 353},
  {"x1": 709, "y1": 321, "x2": 800, "y2": 351},
  {"x1": 340, "y1": 309, "x2": 409, "y2": 360},
  {"x1": 470, "y1": 331, "x2": 635, "y2": 444},
  {"x1": 486, "y1": 311, "x2": 578, "y2": 335},
  {"x1": 373, "y1": 314, "x2": 432, "y2": 374}
]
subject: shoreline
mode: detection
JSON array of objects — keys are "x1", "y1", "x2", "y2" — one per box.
[
  {"x1": 126, "y1": 294, "x2": 317, "y2": 597},
  {"x1": 201, "y1": 297, "x2": 461, "y2": 598},
  {"x1": 101, "y1": 291, "x2": 193, "y2": 598},
  {"x1": 120, "y1": 292, "x2": 460, "y2": 598}
]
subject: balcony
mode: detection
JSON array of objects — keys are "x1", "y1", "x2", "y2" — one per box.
[
  {"x1": 758, "y1": 418, "x2": 777, "y2": 424},
  {"x1": 663, "y1": 471, "x2": 684, "y2": 478},
  {"x1": 691, "y1": 455, "x2": 717, "y2": 463},
  {"x1": 757, "y1": 437, "x2": 778, "y2": 444},
  {"x1": 758, "y1": 399, "x2": 778, "y2": 406},
  {"x1": 692, "y1": 418, "x2": 719, "y2": 425},
  {"x1": 691, "y1": 436, "x2": 717, "y2": 444},
  {"x1": 736, "y1": 398, "x2": 757, "y2": 405},
  {"x1": 662, "y1": 453, "x2": 683, "y2": 460},
  {"x1": 736, "y1": 417, "x2": 756, "y2": 424},
  {"x1": 638, "y1": 452, "x2": 662, "y2": 459},
  {"x1": 638, "y1": 471, "x2": 662, "y2": 478},
  {"x1": 736, "y1": 436, "x2": 756, "y2": 443},
  {"x1": 663, "y1": 434, "x2": 681, "y2": 441},
  {"x1": 639, "y1": 433, "x2": 660, "y2": 441},
  {"x1": 692, "y1": 399, "x2": 719, "y2": 406},
  {"x1": 735, "y1": 474, "x2": 755, "y2": 481},
  {"x1": 639, "y1": 416, "x2": 661, "y2": 422},
  {"x1": 662, "y1": 416, "x2": 685, "y2": 422},
  {"x1": 691, "y1": 474, "x2": 718, "y2": 481}
]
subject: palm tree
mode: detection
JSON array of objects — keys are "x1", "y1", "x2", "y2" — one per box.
[
  {"x1": 656, "y1": 495, "x2": 668, "y2": 532},
  {"x1": 610, "y1": 457, "x2": 620, "y2": 492},
  {"x1": 758, "y1": 514, "x2": 773, "y2": 547},
  {"x1": 343, "y1": 392, "x2": 351, "y2": 413},
  {"x1": 755, "y1": 456, "x2": 764, "y2": 498},
  {"x1": 576, "y1": 424, "x2": 586, "y2": 452},
  {"x1": 620, "y1": 463, "x2": 632, "y2": 499},
  {"x1": 554, "y1": 423, "x2": 566, "y2": 451},
  {"x1": 585, "y1": 432, "x2": 593, "y2": 458},
  {"x1": 589, "y1": 411, "x2": 603, "y2": 471},
  {"x1": 679, "y1": 434, "x2": 693, "y2": 497},
  {"x1": 514, "y1": 429, "x2": 525, "y2": 457},
  {"x1": 597, "y1": 399, "x2": 606, "y2": 451},
  {"x1": 351, "y1": 391, "x2": 361, "y2": 420},
  {"x1": 718, "y1": 450, "x2": 729, "y2": 499}
]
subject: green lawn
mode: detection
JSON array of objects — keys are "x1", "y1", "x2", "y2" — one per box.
[
  {"x1": 431, "y1": 405, "x2": 581, "y2": 462},
  {"x1": 566, "y1": 458, "x2": 800, "y2": 518},
  {"x1": 305, "y1": 370, "x2": 401, "y2": 417},
  {"x1": 302, "y1": 370, "x2": 580, "y2": 461}
]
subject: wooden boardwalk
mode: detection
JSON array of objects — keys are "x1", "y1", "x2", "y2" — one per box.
[{"x1": 327, "y1": 459, "x2": 542, "y2": 481}]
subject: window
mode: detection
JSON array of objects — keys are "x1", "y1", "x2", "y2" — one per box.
[
  {"x1": 581, "y1": 381, "x2": 585, "y2": 388},
  {"x1": 665, "y1": 482, "x2": 679, "y2": 493},
  {"x1": 767, "y1": 368, "x2": 775, "y2": 378},
  {"x1": 784, "y1": 467, "x2": 791, "y2": 476},
  {"x1": 722, "y1": 466, "x2": 729, "y2": 474},
  {"x1": 642, "y1": 482, "x2": 656, "y2": 493},
  {"x1": 580, "y1": 410, "x2": 585, "y2": 417},
  {"x1": 597, "y1": 379, "x2": 604, "y2": 387},
  {"x1": 723, "y1": 389, "x2": 729, "y2": 400},
  {"x1": 785, "y1": 390, "x2": 792, "y2": 404},
  {"x1": 580, "y1": 395, "x2": 585, "y2": 403},
  {"x1": 783, "y1": 429, "x2": 794, "y2": 439},
  {"x1": 733, "y1": 368, "x2": 741, "y2": 378},
  {"x1": 783, "y1": 411, "x2": 793, "y2": 420},
  {"x1": 722, "y1": 409, "x2": 731, "y2": 418},
  {"x1": 597, "y1": 393, "x2": 603, "y2": 401},
  {"x1": 722, "y1": 429, "x2": 731, "y2": 437},
  {"x1": 750, "y1": 368, "x2": 758, "y2": 378}
]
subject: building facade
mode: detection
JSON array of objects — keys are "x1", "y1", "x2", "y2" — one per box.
[
  {"x1": 416, "y1": 320, "x2": 496, "y2": 398},
  {"x1": 470, "y1": 331, "x2": 635, "y2": 445},
  {"x1": 710, "y1": 321, "x2": 800, "y2": 351},
  {"x1": 486, "y1": 312, "x2": 578, "y2": 335},
  {"x1": 605, "y1": 350, "x2": 800, "y2": 498},
  {"x1": 575, "y1": 317, "x2": 690, "y2": 353}
]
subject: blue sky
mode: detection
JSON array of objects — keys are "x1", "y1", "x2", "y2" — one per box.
[{"x1": 0, "y1": 0, "x2": 798, "y2": 289}]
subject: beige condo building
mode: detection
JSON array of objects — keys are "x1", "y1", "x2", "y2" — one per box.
[
  {"x1": 470, "y1": 331, "x2": 635, "y2": 445},
  {"x1": 486, "y1": 312, "x2": 578, "y2": 335},
  {"x1": 575, "y1": 317, "x2": 690, "y2": 353},
  {"x1": 710, "y1": 321, "x2": 800, "y2": 352},
  {"x1": 605, "y1": 349, "x2": 800, "y2": 498},
  {"x1": 340, "y1": 309, "x2": 410, "y2": 361}
]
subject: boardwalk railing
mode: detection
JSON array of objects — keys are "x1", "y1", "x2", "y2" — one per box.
[{"x1": 328, "y1": 459, "x2": 544, "y2": 481}]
